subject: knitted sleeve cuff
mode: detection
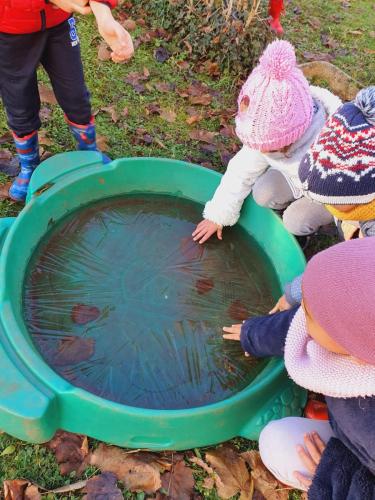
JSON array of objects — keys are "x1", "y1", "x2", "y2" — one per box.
[
  {"x1": 283, "y1": 274, "x2": 303, "y2": 306},
  {"x1": 203, "y1": 199, "x2": 240, "y2": 227}
]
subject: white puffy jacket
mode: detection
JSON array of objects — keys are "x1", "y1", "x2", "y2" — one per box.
[{"x1": 203, "y1": 86, "x2": 342, "y2": 227}]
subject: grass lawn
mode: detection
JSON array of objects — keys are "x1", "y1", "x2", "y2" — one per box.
[{"x1": 0, "y1": 0, "x2": 373, "y2": 498}]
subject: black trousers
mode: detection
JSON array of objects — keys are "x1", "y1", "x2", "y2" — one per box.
[{"x1": 0, "y1": 18, "x2": 91, "y2": 137}]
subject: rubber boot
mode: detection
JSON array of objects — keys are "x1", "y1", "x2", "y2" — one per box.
[
  {"x1": 67, "y1": 116, "x2": 111, "y2": 164},
  {"x1": 269, "y1": 0, "x2": 284, "y2": 34},
  {"x1": 9, "y1": 130, "x2": 40, "y2": 202}
]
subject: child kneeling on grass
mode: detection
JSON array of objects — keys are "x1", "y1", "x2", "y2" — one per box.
[
  {"x1": 192, "y1": 39, "x2": 341, "y2": 244},
  {"x1": 223, "y1": 237, "x2": 375, "y2": 498},
  {"x1": 271, "y1": 86, "x2": 375, "y2": 313},
  {"x1": 0, "y1": 0, "x2": 134, "y2": 202}
]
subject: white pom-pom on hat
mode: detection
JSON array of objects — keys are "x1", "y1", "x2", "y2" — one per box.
[
  {"x1": 258, "y1": 40, "x2": 297, "y2": 80},
  {"x1": 355, "y1": 86, "x2": 375, "y2": 125}
]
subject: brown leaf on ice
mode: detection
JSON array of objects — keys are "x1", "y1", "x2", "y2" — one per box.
[
  {"x1": 228, "y1": 300, "x2": 249, "y2": 321},
  {"x1": 38, "y1": 130, "x2": 53, "y2": 146},
  {"x1": 161, "y1": 459, "x2": 194, "y2": 500},
  {"x1": 47, "y1": 431, "x2": 89, "y2": 475},
  {"x1": 205, "y1": 445, "x2": 253, "y2": 499},
  {"x1": 189, "y1": 129, "x2": 217, "y2": 144},
  {"x1": 242, "y1": 450, "x2": 289, "y2": 500},
  {"x1": 53, "y1": 336, "x2": 95, "y2": 367},
  {"x1": 83, "y1": 472, "x2": 123, "y2": 500},
  {"x1": 38, "y1": 84, "x2": 57, "y2": 105},
  {"x1": 89, "y1": 444, "x2": 171, "y2": 494}
]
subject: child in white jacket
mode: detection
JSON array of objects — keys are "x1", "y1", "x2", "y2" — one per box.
[{"x1": 192, "y1": 40, "x2": 341, "y2": 244}]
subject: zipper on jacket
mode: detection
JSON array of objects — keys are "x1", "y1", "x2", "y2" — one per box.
[{"x1": 40, "y1": 10, "x2": 46, "y2": 31}]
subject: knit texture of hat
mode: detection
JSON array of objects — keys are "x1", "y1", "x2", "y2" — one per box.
[
  {"x1": 235, "y1": 40, "x2": 313, "y2": 151},
  {"x1": 299, "y1": 86, "x2": 375, "y2": 204},
  {"x1": 302, "y1": 237, "x2": 375, "y2": 365}
]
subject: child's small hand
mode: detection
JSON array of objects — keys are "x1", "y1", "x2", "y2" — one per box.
[
  {"x1": 223, "y1": 324, "x2": 249, "y2": 356},
  {"x1": 192, "y1": 219, "x2": 223, "y2": 244},
  {"x1": 293, "y1": 432, "x2": 326, "y2": 489},
  {"x1": 269, "y1": 294, "x2": 292, "y2": 314},
  {"x1": 98, "y1": 18, "x2": 134, "y2": 63}
]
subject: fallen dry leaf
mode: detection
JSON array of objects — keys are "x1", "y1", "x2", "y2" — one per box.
[
  {"x1": 189, "y1": 130, "x2": 217, "y2": 144},
  {"x1": 83, "y1": 472, "x2": 122, "y2": 500},
  {"x1": 159, "y1": 108, "x2": 176, "y2": 123},
  {"x1": 0, "y1": 181, "x2": 12, "y2": 200},
  {"x1": 101, "y1": 105, "x2": 119, "y2": 123},
  {"x1": 122, "y1": 19, "x2": 136, "y2": 31},
  {"x1": 97, "y1": 41, "x2": 112, "y2": 61},
  {"x1": 47, "y1": 431, "x2": 89, "y2": 475},
  {"x1": 38, "y1": 84, "x2": 57, "y2": 105},
  {"x1": 203, "y1": 476, "x2": 215, "y2": 490},
  {"x1": 302, "y1": 51, "x2": 334, "y2": 62},
  {"x1": 206, "y1": 445, "x2": 253, "y2": 499},
  {"x1": 347, "y1": 29, "x2": 363, "y2": 36},
  {"x1": 89, "y1": 444, "x2": 171, "y2": 494},
  {"x1": 3, "y1": 480, "x2": 41, "y2": 500},
  {"x1": 0, "y1": 132, "x2": 13, "y2": 145},
  {"x1": 161, "y1": 459, "x2": 194, "y2": 500},
  {"x1": 96, "y1": 134, "x2": 109, "y2": 151},
  {"x1": 154, "y1": 81, "x2": 175, "y2": 93},
  {"x1": 189, "y1": 94, "x2": 212, "y2": 106},
  {"x1": 0, "y1": 149, "x2": 12, "y2": 162},
  {"x1": 154, "y1": 46, "x2": 170, "y2": 63},
  {"x1": 242, "y1": 450, "x2": 289, "y2": 500},
  {"x1": 38, "y1": 130, "x2": 53, "y2": 146}
]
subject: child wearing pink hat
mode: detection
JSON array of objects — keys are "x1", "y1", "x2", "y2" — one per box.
[
  {"x1": 192, "y1": 40, "x2": 341, "y2": 244},
  {"x1": 223, "y1": 237, "x2": 375, "y2": 498}
]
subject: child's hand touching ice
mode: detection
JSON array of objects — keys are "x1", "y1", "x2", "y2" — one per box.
[
  {"x1": 91, "y1": 1, "x2": 134, "y2": 63},
  {"x1": 269, "y1": 294, "x2": 292, "y2": 314},
  {"x1": 192, "y1": 219, "x2": 223, "y2": 244},
  {"x1": 223, "y1": 323, "x2": 249, "y2": 356}
]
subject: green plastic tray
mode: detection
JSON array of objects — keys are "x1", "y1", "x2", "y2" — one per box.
[{"x1": 0, "y1": 152, "x2": 306, "y2": 449}]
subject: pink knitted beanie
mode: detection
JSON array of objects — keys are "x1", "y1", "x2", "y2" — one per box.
[
  {"x1": 302, "y1": 238, "x2": 375, "y2": 364},
  {"x1": 235, "y1": 40, "x2": 313, "y2": 151}
]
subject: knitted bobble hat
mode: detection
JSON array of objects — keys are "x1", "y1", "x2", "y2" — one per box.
[
  {"x1": 302, "y1": 237, "x2": 375, "y2": 365},
  {"x1": 299, "y1": 86, "x2": 375, "y2": 204},
  {"x1": 235, "y1": 40, "x2": 313, "y2": 151}
]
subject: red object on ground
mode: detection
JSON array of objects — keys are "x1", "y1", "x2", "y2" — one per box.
[
  {"x1": 304, "y1": 399, "x2": 329, "y2": 421},
  {"x1": 268, "y1": 0, "x2": 284, "y2": 35}
]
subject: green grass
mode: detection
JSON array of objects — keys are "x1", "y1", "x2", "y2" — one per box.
[{"x1": 0, "y1": 0, "x2": 373, "y2": 497}]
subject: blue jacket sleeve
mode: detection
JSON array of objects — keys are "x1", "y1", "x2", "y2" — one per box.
[{"x1": 240, "y1": 306, "x2": 299, "y2": 358}]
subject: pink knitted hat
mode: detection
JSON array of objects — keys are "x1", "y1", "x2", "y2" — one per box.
[
  {"x1": 235, "y1": 40, "x2": 313, "y2": 151},
  {"x1": 302, "y1": 238, "x2": 375, "y2": 364}
]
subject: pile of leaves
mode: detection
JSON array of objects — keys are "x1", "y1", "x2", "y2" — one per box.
[
  {"x1": 1, "y1": 430, "x2": 292, "y2": 499},
  {"x1": 130, "y1": 0, "x2": 273, "y2": 77}
]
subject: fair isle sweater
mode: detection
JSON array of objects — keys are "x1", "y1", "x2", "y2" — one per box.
[{"x1": 203, "y1": 86, "x2": 341, "y2": 227}]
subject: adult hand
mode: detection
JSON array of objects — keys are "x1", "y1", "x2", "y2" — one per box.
[
  {"x1": 222, "y1": 324, "x2": 249, "y2": 356},
  {"x1": 269, "y1": 294, "x2": 292, "y2": 314},
  {"x1": 192, "y1": 219, "x2": 223, "y2": 244},
  {"x1": 50, "y1": 0, "x2": 91, "y2": 14},
  {"x1": 293, "y1": 432, "x2": 326, "y2": 489}
]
